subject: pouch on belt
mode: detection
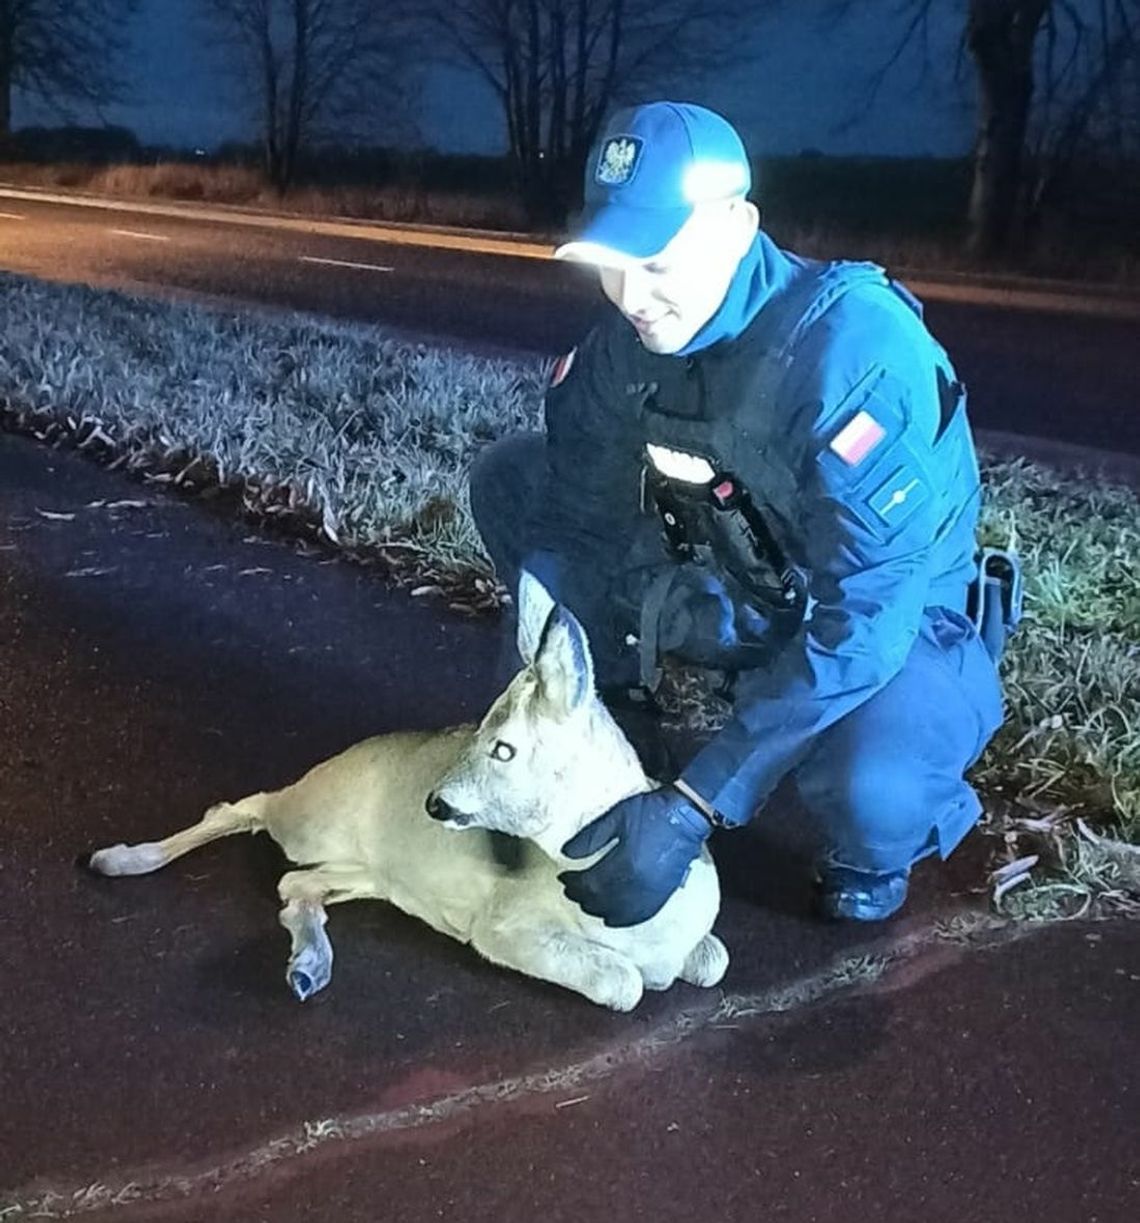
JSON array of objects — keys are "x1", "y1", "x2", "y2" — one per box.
[{"x1": 967, "y1": 547, "x2": 1024, "y2": 663}]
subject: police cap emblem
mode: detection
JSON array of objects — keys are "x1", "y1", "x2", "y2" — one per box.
[{"x1": 595, "y1": 136, "x2": 643, "y2": 186}]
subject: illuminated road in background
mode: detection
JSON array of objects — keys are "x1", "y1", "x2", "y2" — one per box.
[{"x1": 1, "y1": 187, "x2": 1137, "y2": 456}]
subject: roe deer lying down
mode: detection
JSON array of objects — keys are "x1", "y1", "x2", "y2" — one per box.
[{"x1": 87, "y1": 572, "x2": 727, "y2": 1011}]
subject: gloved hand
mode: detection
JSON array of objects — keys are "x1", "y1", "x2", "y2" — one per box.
[{"x1": 559, "y1": 786, "x2": 712, "y2": 927}]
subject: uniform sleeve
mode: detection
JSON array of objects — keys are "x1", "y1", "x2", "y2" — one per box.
[
  {"x1": 525, "y1": 320, "x2": 648, "y2": 624},
  {"x1": 680, "y1": 302, "x2": 953, "y2": 825}
]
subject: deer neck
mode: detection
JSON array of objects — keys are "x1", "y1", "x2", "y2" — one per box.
[{"x1": 528, "y1": 704, "x2": 656, "y2": 863}]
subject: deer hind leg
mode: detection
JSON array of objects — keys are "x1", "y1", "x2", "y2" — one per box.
[
  {"x1": 277, "y1": 865, "x2": 377, "y2": 1002},
  {"x1": 88, "y1": 797, "x2": 266, "y2": 877}
]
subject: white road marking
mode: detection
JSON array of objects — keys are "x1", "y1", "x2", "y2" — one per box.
[
  {"x1": 0, "y1": 186, "x2": 1131, "y2": 320},
  {"x1": 0, "y1": 184, "x2": 549, "y2": 260},
  {"x1": 0, "y1": 210, "x2": 26, "y2": 220},
  {"x1": 300, "y1": 255, "x2": 394, "y2": 273},
  {"x1": 110, "y1": 228, "x2": 170, "y2": 242}
]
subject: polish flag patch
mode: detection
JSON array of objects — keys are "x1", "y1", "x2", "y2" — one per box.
[
  {"x1": 550, "y1": 348, "x2": 576, "y2": 387},
  {"x1": 829, "y1": 409, "x2": 886, "y2": 466}
]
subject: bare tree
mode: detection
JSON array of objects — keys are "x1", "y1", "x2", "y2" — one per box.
[
  {"x1": 0, "y1": 0, "x2": 140, "y2": 140},
  {"x1": 199, "y1": 0, "x2": 419, "y2": 191},
  {"x1": 830, "y1": 0, "x2": 1139, "y2": 256},
  {"x1": 964, "y1": 0, "x2": 1050, "y2": 255},
  {"x1": 1023, "y1": 0, "x2": 1140, "y2": 236},
  {"x1": 420, "y1": 1, "x2": 766, "y2": 224}
]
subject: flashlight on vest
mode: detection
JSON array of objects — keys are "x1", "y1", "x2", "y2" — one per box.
[{"x1": 644, "y1": 445, "x2": 799, "y2": 610}]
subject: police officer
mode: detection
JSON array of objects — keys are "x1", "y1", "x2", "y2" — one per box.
[{"x1": 470, "y1": 101, "x2": 1011, "y2": 926}]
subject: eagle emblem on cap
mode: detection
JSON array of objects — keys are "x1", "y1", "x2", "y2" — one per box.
[{"x1": 596, "y1": 136, "x2": 642, "y2": 186}]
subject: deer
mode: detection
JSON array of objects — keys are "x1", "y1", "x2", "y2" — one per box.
[{"x1": 87, "y1": 571, "x2": 728, "y2": 1011}]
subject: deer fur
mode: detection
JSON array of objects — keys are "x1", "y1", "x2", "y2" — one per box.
[{"x1": 87, "y1": 572, "x2": 727, "y2": 1011}]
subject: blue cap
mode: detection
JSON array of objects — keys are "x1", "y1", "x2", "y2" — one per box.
[{"x1": 554, "y1": 101, "x2": 752, "y2": 263}]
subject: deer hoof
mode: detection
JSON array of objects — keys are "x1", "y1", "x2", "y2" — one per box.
[{"x1": 287, "y1": 945, "x2": 332, "y2": 1001}]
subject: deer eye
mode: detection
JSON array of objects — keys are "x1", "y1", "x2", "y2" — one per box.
[{"x1": 490, "y1": 740, "x2": 516, "y2": 763}]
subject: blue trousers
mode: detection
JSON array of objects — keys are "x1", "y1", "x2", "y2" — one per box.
[{"x1": 470, "y1": 434, "x2": 1004, "y2": 874}]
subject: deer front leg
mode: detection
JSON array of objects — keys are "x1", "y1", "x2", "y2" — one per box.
[
  {"x1": 278, "y1": 896, "x2": 333, "y2": 1002},
  {"x1": 277, "y1": 866, "x2": 377, "y2": 1001},
  {"x1": 472, "y1": 916, "x2": 644, "y2": 1012}
]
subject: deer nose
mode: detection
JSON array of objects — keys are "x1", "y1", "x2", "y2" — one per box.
[{"x1": 425, "y1": 792, "x2": 455, "y2": 822}]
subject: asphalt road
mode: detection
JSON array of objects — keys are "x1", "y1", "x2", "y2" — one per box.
[
  {"x1": 1, "y1": 189, "x2": 1138, "y2": 1220},
  {"x1": 1, "y1": 429, "x2": 1137, "y2": 1222},
  {"x1": 1, "y1": 190, "x2": 1138, "y2": 456}
]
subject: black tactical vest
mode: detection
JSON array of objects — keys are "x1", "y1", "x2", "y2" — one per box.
[{"x1": 623, "y1": 259, "x2": 895, "y2": 609}]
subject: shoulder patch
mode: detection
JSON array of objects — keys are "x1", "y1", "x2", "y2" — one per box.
[
  {"x1": 864, "y1": 465, "x2": 929, "y2": 529},
  {"x1": 550, "y1": 349, "x2": 577, "y2": 388},
  {"x1": 828, "y1": 409, "x2": 885, "y2": 466}
]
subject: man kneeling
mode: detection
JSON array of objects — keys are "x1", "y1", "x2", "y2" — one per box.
[{"x1": 472, "y1": 101, "x2": 1017, "y2": 928}]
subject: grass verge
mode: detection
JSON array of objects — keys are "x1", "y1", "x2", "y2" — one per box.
[{"x1": 0, "y1": 272, "x2": 1136, "y2": 918}]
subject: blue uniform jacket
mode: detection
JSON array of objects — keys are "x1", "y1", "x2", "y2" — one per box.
[{"x1": 535, "y1": 232, "x2": 985, "y2": 827}]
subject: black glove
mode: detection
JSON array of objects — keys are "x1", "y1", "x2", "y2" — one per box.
[{"x1": 559, "y1": 786, "x2": 711, "y2": 927}]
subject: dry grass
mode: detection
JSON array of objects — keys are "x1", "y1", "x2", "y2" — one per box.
[{"x1": 0, "y1": 272, "x2": 1136, "y2": 918}]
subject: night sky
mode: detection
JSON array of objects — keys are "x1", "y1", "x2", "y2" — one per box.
[{"x1": 13, "y1": 0, "x2": 973, "y2": 157}]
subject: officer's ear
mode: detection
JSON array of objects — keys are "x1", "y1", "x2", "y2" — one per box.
[{"x1": 730, "y1": 198, "x2": 760, "y2": 249}]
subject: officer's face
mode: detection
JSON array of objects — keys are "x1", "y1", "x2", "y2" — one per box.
[{"x1": 597, "y1": 200, "x2": 756, "y2": 354}]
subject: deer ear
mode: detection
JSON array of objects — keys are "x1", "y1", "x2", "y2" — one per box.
[
  {"x1": 534, "y1": 605, "x2": 594, "y2": 715},
  {"x1": 516, "y1": 567, "x2": 556, "y2": 666}
]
